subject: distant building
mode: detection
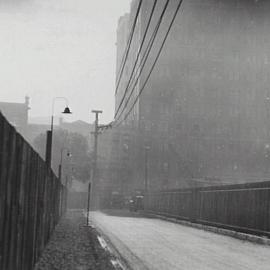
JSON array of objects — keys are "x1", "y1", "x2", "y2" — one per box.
[
  {"x1": 95, "y1": 125, "x2": 139, "y2": 207},
  {"x1": 0, "y1": 96, "x2": 30, "y2": 137},
  {"x1": 59, "y1": 118, "x2": 91, "y2": 140},
  {"x1": 27, "y1": 118, "x2": 92, "y2": 147},
  {"x1": 115, "y1": 1, "x2": 141, "y2": 127},
  {"x1": 113, "y1": 0, "x2": 270, "y2": 193},
  {"x1": 26, "y1": 123, "x2": 50, "y2": 146}
]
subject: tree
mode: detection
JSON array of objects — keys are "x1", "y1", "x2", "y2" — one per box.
[{"x1": 33, "y1": 129, "x2": 92, "y2": 183}]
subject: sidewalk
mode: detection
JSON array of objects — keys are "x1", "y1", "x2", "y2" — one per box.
[{"x1": 34, "y1": 210, "x2": 117, "y2": 270}]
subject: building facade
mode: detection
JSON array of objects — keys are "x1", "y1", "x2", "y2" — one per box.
[
  {"x1": 0, "y1": 96, "x2": 30, "y2": 137},
  {"x1": 111, "y1": 0, "x2": 270, "y2": 196}
]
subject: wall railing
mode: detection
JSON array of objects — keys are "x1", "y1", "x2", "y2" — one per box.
[{"x1": 145, "y1": 180, "x2": 270, "y2": 237}]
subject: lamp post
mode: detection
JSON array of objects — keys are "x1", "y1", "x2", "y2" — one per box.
[
  {"x1": 58, "y1": 147, "x2": 72, "y2": 182},
  {"x1": 45, "y1": 97, "x2": 72, "y2": 169},
  {"x1": 144, "y1": 146, "x2": 150, "y2": 193}
]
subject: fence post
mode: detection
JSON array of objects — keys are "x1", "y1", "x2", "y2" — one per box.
[{"x1": 190, "y1": 188, "x2": 199, "y2": 222}]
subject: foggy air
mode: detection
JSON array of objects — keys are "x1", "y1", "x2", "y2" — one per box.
[{"x1": 1, "y1": 1, "x2": 270, "y2": 270}]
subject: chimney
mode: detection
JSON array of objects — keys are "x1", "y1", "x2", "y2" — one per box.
[
  {"x1": 25, "y1": 96, "x2": 30, "y2": 110},
  {"x1": 25, "y1": 96, "x2": 30, "y2": 125}
]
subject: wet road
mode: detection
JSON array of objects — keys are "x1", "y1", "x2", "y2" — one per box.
[{"x1": 91, "y1": 210, "x2": 270, "y2": 270}]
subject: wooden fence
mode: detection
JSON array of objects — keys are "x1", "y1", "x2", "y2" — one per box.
[
  {"x1": 145, "y1": 181, "x2": 270, "y2": 237},
  {"x1": 0, "y1": 112, "x2": 67, "y2": 270}
]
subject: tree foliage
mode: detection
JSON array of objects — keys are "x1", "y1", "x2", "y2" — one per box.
[{"x1": 33, "y1": 129, "x2": 92, "y2": 183}]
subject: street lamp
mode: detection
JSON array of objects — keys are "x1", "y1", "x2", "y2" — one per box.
[
  {"x1": 144, "y1": 146, "x2": 150, "y2": 193},
  {"x1": 58, "y1": 147, "x2": 72, "y2": 182},
  {"x1": 45, "y1": 97, "x2": 72, "y2": 169}
]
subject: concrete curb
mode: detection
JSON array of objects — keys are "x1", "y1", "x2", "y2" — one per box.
[
  {"x1": 83, "y1": 210, "x2": 131, "y2": 270},
  {"x1": 143, "y1": 212, "x2": 270, "y2": 246},
  {"x1": 89, "y1": 223, "x2": 133, "y2": 270}
]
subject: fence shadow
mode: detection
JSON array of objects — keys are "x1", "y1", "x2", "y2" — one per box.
[{"x1": 101, "y1": 209, "x2": 148, "y2": 218}]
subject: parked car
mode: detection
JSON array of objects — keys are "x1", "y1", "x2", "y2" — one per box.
[
  {"x1": 110, "y1": 191, "x2": 124, "y2": 209},
  {"x1": 129, "y1": 195, "x2": 144, "y2": 212}
]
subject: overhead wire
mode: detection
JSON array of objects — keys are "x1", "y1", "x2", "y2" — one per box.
[
  {"x1": 114, "y1": 0, "x2": 171, "y2": 123},
  {"x1": 114, "y1": 0, "x2": 158, "y2": 119},
  {"x1": 115, "y1": 0, "x2": 143, "y2": 96},
  {"x1": 114, "y1": 0, "x2": 184, "y2": 127},
  {"x1": 115, "y1": 0, "x2": 170, "y2": 121}
]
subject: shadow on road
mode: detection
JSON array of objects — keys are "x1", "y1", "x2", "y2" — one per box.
[{"x1": 101, "y1": 209, "x2": 150, "y2": 218}]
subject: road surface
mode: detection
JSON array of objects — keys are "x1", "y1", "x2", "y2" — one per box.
[{"x1": 91, "y1": 210, "x2": 270, "y2": 270}]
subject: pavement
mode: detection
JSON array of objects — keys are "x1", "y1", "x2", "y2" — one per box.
[
  {"x1": 90, "y1": 210, "x2": 270, "y2": 270},
  {"x1": 34, "y1": 210, "x2": 117, "y2": 270}
]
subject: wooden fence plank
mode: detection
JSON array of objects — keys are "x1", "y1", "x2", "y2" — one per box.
[
  {"x1": 0, "y1": 112, "x2": 66, "y2": 270},
  {"x1": 146, "y1": 181, "x2": 270, "y2": 237}
]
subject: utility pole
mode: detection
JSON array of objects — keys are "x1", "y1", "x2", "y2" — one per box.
[
  {"x1": 86, "y1": 111, "x2": 113, "y2": 219},
  {"x1": 45, "y1": 97, "x2": 72, "y2": 169},
  {"x1": 45, "y1": 130, "x2": 52, "y2": 168},
  {"x1": 86, "y1": 182, "x2": 91, "y2": 225},
  {"x1": 144, "y1": 146, "x2": 150, "y2": 193},
  {"x1": 90, "y1": 110, "x2": 102, "y2": 210}
]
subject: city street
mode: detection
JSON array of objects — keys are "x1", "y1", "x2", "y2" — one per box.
[
  {"x1": 2, "y1": 1, "x2": 270, "y2": 269},
  {"x1": 91, "y1": 211, "x2": 270, "y2": 270}
]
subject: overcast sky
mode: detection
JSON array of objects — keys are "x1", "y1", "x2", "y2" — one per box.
[{"x1": 0, "y1": 0, "x2": 131, "y2": 124}]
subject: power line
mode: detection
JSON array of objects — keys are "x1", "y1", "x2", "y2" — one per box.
[
  {"x1": 114, "y1": 0, "x2": 158, "y2": 119},
  {"x1": 114, "y1": 0, "x2": 171, "y2": 123},
  {"x1": 115, "y1": 0, "x2": 184, "y2": 127},
  {"x1": 115, "y1": 0, "x2": 143, "y2": 96},
  {"x1": 115, "y1": 0, "x2": 170, "y2": 120}
]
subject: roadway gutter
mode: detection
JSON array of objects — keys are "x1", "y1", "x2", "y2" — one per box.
[{"x1": 143, "y1": 211, "x2": 270, "y2": 246}]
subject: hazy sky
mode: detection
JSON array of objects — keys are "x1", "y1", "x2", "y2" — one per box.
[{"x1": 0, "y1": 0, "x2": 131, "y2": 124}]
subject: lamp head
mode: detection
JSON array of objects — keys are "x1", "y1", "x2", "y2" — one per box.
[{"x1": 62, "y1": 106, "x2": 72, "y2": 114}]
